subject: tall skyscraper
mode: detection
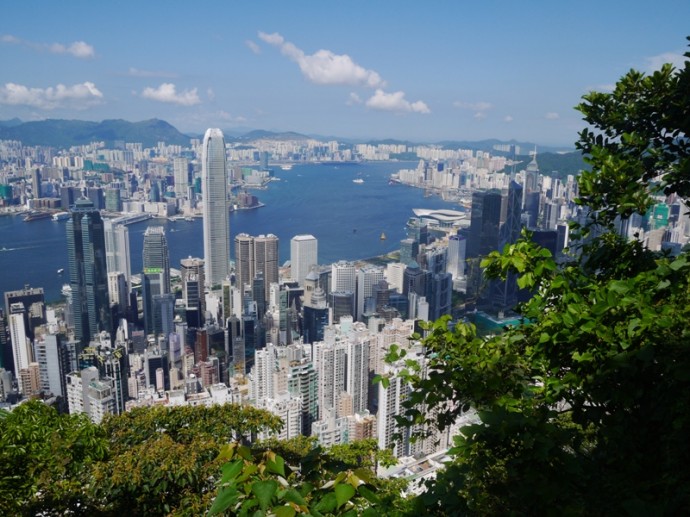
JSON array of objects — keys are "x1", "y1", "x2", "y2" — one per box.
[
  {"x1": 290, "y1": 235, "x2": 318, "y2": 287},
  {"x1": 8, "y1": 303, "x2": 32, "y2": 393},
  {"x1": 234, "y1": 233, "x2": 254, "y2": 292},
  {"x1": 104, "y1": 220, "x2": 132, "y2": 283},
  {"x1": 4, "y1": 286, "x2": 46, "y2": 341},
  {"x1": 356, "y1": 266, "x2": 384, "y2": 321},
  {"x1": 180, "y1": 257, "x2": 206, "y2": 326},
  {"x1": 254, "y1": 234, "x2": 279, "y2": 298},
  {"x1": 173, "y1": 156, "x2": 189, "y2": 198},
  {"x1": 447, "y1": 233, "x2": 467, "y2": 279},
  {"x1": 331, "y1": 261, "x2": 356, "y2": 294},
  {"x1": 67, "y1": 198, "x2": 111, "y2": 345},
  {"x1": 202, "y1": 128, "x2": 230, "y2": 287},
  {"x1": 235, "y1": 233, "x2": 280, "y2": 300},
  {"x1": 142, "y1": 226, "x2": 171, "y2": 336}
]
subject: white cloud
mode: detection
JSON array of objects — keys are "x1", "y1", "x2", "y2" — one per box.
[
  {"x1": 56, "y1": 41, "x2": 95, "y2": 59},
  {"x1": 207, "y1": 88, "x2": 215, "y2": 101},
  {"x1": 365, "y1": 89, "x2": 430, "y2": 114},
  {"x1": 347, "y1": 92, "x2": 362, "y2": 105},
  {"x1": 545, "y1": 112, "x2": 560, "y2": 120},
  {"x1": 646, "y1": 51, "x2": 686, "y2": 71},
  {"x1": 141, "y1": 83, "x2": 201, "y2": 106},
  {"x1": 453, "y1": 100, "x2": 493, "y2": 112},
  {"x1": 258, "y1": 31, "x2": 385, "y2": 88},
  {"x1": 473, "y1": 112, "x2": 486, "y2": 120},
  {"x1": 245, "y1": 39, "x2": 261, "y2": 54},
  {"x1": 258, "y1": 32, "x2": 285, "y2": 46},
  {"x1": 128, "y1": 67, "x2": 177, "y2": 79},
  {"x1": 504, "y1": 115, "x2": 513, "y2": 123},
  {"x1": 0, "y1": 81, "x2": 103, "y2": 109},
  {"x1": 1, "y1": 34, "x2": 94, "y2": 58}
]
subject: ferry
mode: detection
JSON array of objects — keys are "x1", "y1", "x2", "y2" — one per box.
[
  {"x1": 353, "y1": 178, "x2": 364, "y2": 184},
  {"x1": 280, "y1": 164, "x2": 293, "y2": 171},
  {"x1": 24, "y1": 211, "x2": 53, "y2": 222},
  {"x1": 52, "y1": 212, "x2": 70, "y2": 221}
]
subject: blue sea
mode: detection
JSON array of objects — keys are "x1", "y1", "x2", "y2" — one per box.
[{"x1": 0, "y1": 162, "x2": 459, "y2": 302}]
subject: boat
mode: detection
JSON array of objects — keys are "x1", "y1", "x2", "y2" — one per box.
[
  {"x1": 52, "y1": 212, "x2": 70, "y2": 221},
  {"x1": 57, "y1": 268, "x2": 64, "y2": 274},
  {"x1": 24, "y1": 211, "x2": 53, "y2": 222},
  {"x1": 353, "y1": 178, "x2": 364, "y2": 184},
  {"x1": 280, "y1": 165, "x2": 293, "y2": 171},
  {"x1": 380, "y1": 232, "x2": 386, "y2": 240}
]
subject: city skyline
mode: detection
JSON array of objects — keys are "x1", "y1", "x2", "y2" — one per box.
[{"x1": 0, "y1": 1, "x2": 687, "y2": 146}]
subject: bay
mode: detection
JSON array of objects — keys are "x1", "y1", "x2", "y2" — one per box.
[{"x1": 0, "y1": 161, "x2": 459, "y2": 302}]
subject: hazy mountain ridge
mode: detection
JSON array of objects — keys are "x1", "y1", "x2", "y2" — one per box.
[
  {"x1": 0, "y1": 118, "x2": 584, "y2": 175},
  {"x1": 0, "y1": 118, "x2": 190, "y2": 148}
]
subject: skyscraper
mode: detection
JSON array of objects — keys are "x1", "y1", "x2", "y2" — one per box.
[
  {"x1": 67, "y1": 198, "x2": 111, "y2": 345},
  {"x1": 180, "y1": 257, "x2": 206, "y2": 326},
  {"x1": 202, "y1": 128, "x2": 230, "y2": 287},
  {"x1": 356, "y1": 266, "x2": 384, "y2": 321},
  {"x1": 104, "y1": 220, "x2": 132, "y2": 283},
  {"x1": 173, "y1": 156, "x2": 189, "y2": 198},
  {"x1": 331, "y1": 261, "x2": 356, "y2": 294},
  {"x1": 234, "y1": 233, "x2": 254, "y2": 292},
  {"x1": 254, "y1": 234, "x2": 279, "y2": 298},
  {"x1": 142, "y1": 226, "x2": 171, "y2": 336},
  {"x1": 9, "y1": 303, "x2": 32, "y2": 393},
  {"x1": 290, "y1": 235, "x2": 318, "y2": 287}
]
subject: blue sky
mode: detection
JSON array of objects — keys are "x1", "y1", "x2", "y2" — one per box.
[{"x1": 0, "y1": 1, "x2": 688, "y2": 146}]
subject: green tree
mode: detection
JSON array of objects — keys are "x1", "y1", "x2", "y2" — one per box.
[
  {"x1": 90, "y1": 404, "x2": 282, "y2": 515},
  {"x1": 385, "y1": 44, "x2": 690, "y2": 515},
  {"x1": 0, "y1": 400, "x2": 107, "y2": 516}
]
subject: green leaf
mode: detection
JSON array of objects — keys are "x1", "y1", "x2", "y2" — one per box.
[
  {"x1": 266, "y1": 454, "x2": 285, "y2": 477},
  {"x1": 282, "y1": 488, "x2": 306, "y2": 506},
  {"x1": 274, "y1": 506, "x2": 296, "y2": 517},
  {"x1": 335, "y1": 483, "x2": 356, "y2": 508},
  {"x1": 208, "y1": 486, "x2": 239, "y2": 516},
  {"x1": 251, "y1": 480, "x2": 278, "y2": 511},
  {"x1": 358, "y1": 484, "x2": 382, "y2": 505},
  {"x1": 220, "y1": 459, "x2": 244, "y2": 483},
  {"x1": 314, "y1": 492, "x2": 337, "y2": 513}
]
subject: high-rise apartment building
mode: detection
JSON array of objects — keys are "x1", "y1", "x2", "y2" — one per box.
[
  {"x1": 9, "y1": 303, "x2": 32, "y2": 393},
  {"x1": 202, "y1": 128, "x2": 230, "y2": 287},
  {"x1": 33, "y1": 332, "x2": 71, "y2": 399},
  {"x1": 290, "y1": 235, "x2": 318, "y2": 287},
  {"x1": 67, "y1": 198, "x2": 111, "y2": 345},
  {"x1": 4, "y1": 285, "x2": 46, "y2": 341},
  {"x1": 173, "y1": 156, "x2": 189, "y2": 198}
]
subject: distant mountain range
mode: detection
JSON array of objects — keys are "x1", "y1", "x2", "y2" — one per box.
[
  {"x1": 0, "y1": 118, "x2": 190, "y2": 148},
  {"x1": 0, "y1": 118, "x2": 585, "y2": 175}
]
